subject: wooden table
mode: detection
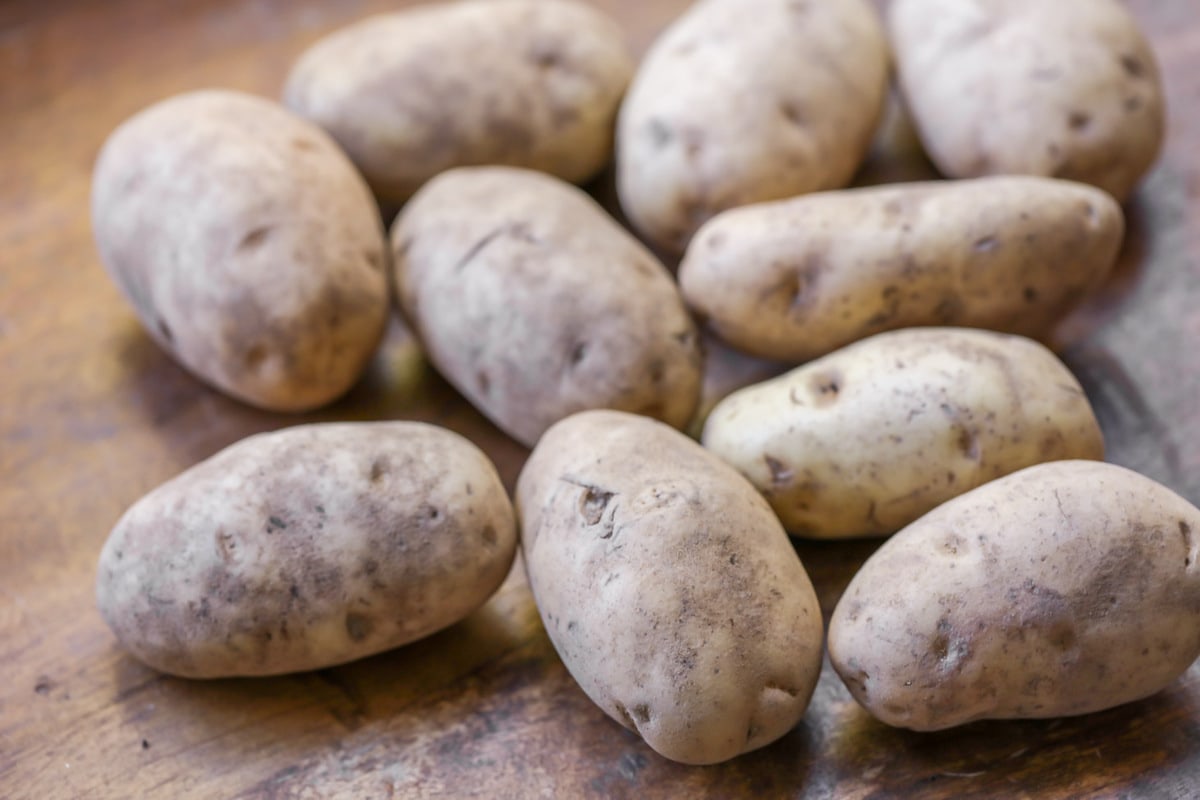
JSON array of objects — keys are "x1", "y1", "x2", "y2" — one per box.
[{"x1": 3, "y1": 1, "x2": 1199, "y2": 796}]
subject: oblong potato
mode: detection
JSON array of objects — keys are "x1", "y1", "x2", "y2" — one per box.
[
  {"x1": 96, "y1": 422, "x2": 517, "y2": 678},
  {"x1": 680, "y1": 176, "x2": 1123, "y2": 362},
  {"x1": 91, "y1": 90, "x2": 389, "y2": 412},
  {"x1": 517, "y1": 410, "x2": 824, "y2": 765},
  {"x1": 890, "y1": 0, "x2": 1166, "y2": 201},
  {"x1": 392, "y1": 167, "x2": 702, "y2": 448},
  {"x1": 284, "y1": 0, "x2": 634, "y2": 204},
  {"x1": 617, "y1": 0, "x2": 889, "y2": 253},
  {"x1": 702, "y1": 328, "x2": 1104, "y2": 539},
  {"x1": 828, "y1": 460, "x2": 1200, "y2": 730}
]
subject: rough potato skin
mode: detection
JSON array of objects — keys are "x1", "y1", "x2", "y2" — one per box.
[
  {"x1": 680, "y1": 176, "x2": 1123, "y2": 362},
  {"x1": 828, "y1": 461, "x2": 1200, "y2": 731},
  {"x1": 703, "y1": 328, "x2": 1105, "y2": 539},
  {"x1": 617, "y1": 0, "x2": 888, "y2": 253},
  {"x1": 392, "y1": 167, "x2": 703, "y2": 448},
  {"x1": 91, "y1": 90, "x2": 388, "y2": 412},
  {"x1": 890, "y1": 0, "x2": 1166, "y2": 201},
  {"x1": 283, "y1": 0, "x2": 634, "y2": 204},
  {"x1": 517, "y1": 410, "x2": 824, "y2": 765},
  {"x1": 96, "y1": 423, "x2": 517, "y2": 678}
]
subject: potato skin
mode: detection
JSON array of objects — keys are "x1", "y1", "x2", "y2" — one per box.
[
  {"x1": 703, "y1": 328, "x2": 1104, "y2": 539},
  {"x1": 96, "y1": 423, "x2": 516, "y2": 678},
  {"x1": 680, "y1": 176, "x2": 1123, "y2": 362},
  {"x1": 517, "y1": 410, "x2": 824, "y2": 765},
  {"x1": 890, "y1": 0, "x2": 1165, "y2": 201},
  {"x1": 392, "y1": 167, "x2": 702, "y2": 448},
  {"x1": 828, "y1": 461, "x2": 1200, "y2": 731},
  {"x1": 91, "y1": 90, "x2": 388, "y2": 412},
  {"x1": 617, "y1": 0, "x2": 888, "y2": 253},
  {"x1": 283, "y1": 0, "x2": 634, "y2": 204}
]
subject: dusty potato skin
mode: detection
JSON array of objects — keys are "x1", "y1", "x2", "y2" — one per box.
[
  {"x1": 96, "y1": 422, "x2": 516, "y2": 678},
  {"x1": 680, "y1": 176, "x2": 1123, "y2": 362},
  {"x1": 702, "y1": 328, "x2": 1105, "y2": 539},
  {"x1": 517, "y1": 410, "x2": 824, "y2": 765},
  {"x1": 616, "y1": 0, "x2": 888, "y2": 254},
  {"x1": 392, "y1": 167, "x2": 702, "y2": 448},
  {"x1": 828, "y1": 460, "x2": 1200, "y2": 731},
  {"x1": 91, "y1": 90, "x2": 388, "y2": 412},
  {"x1": 890, "y1": 0, "x2": 1166, "y2": 201},
  {"x1": 283, "y1": 0, "x2": 634, "y2": 204}
]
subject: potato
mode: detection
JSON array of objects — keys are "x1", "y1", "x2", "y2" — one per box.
[
  {"x1": 828, "y1": 460, "x2": 1200, "y2": 730},
  {"x1": 517, "y1": 410, "x2": 824, "y2": 765},
  {"x1": 617, "y1": 0, "x2": 888, "y2": 254},
  {"x1": 283, "y1": 0, "x2": 634, "y2": 204},
  {"x1": 392, "y1": 167, "x2": 702, "y2": 448},
  {"x1": 702, "y1": 328, "x2": 1104, "y2": 539},
  {"x1": 680, "y1": 176, "x2": 1123, "y2": 362},
  {"x1": 890, "y1": 0, "x2": 1166, "y2": 201},
  {"x1": 96, "y1": 422, "x2": 516, "y2": 678},
  {"x1": 91, "y1": 90, "x2": 388, "y2": 412}
]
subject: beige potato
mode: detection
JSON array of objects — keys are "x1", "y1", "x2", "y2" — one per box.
[
  {"x1": 284, "y1": 0, "x2": 634, "y2": 204},
  {"x1": 680, "y1": 176, "x2": 1123, "y2": 362},
  {"x1": 517, "y1": 410, "x2": 824, "y2": 765},
  {"x1": 702, "y1": 328, "x2": 1104, "y2": 539},
  {"x1": 96, "y1": 422, "x2": 516, "y2": 678},
  {"x1": 890, "y1": 0, "x2": 1166, "y2": 201},
  {"x1": 91, "y1": 90, "x2": 388, "y2": 412},
  {"x1": 828, "y1": 460, "x2": 1200, "y2": 731},
  {"x1": 616, "y1": 0, "x2": 888, "y2": 254},
  {"x1": 392, "y1": 167, "x2": 702, "y2": 448}
]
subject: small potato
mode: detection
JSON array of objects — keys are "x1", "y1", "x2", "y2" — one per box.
[
  {"x1": 828, "y1": 461, "x2": 1200, "y2": 730},
  {"x1": 284, "y1": 0, "x2": 634, "y2": 204},
  {"x1": 392, "y1": 167, "x2": 702, "y2": 448},
  {"x1": 680, "y1": 176, "x2": 1123, "y2": 362},
  {"x1": 517, "y1": 410, "x2": 824, "y2": 765},
  {"x1": 890, "y1": 0, "x2": 1166, "y2": 201},
  {"x1": 92, "y1": 90, "x2": 389, "y2": 412},
  {"x1": 617, "y1": 0, "x2": 888, "y2": 254},
  {"x1": 96, "y1": 423, "x2": 516, "y2": 678},
  {"x1": 702, "y1": 328, "x2": 1104, "y2": 539}
]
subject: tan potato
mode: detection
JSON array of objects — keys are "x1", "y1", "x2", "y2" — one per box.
[
  {"x1": 91, "y1": 90, "x2": 388, "y2": 412},
  {"x1": 96, "y1": 422, "x2": 516, "y2": 678},
  {"x1": 702, "y1": 328, "x2": 1104, "y2": 539},
  {"x1": 517, "y1": 410, "x2": 824, "y2": 765},
  {"x1": 283, "y1": 0, "x2": 634, "y2": 204},
  {"x1": 828, "y1": 460, "x2": 1200, "y2": 730},
  {"x1": 392, "y1": 167, "x2": 702, "y2": 448},
  {"x1": 890, "y1": 0, "x2": 1166, "y2": 201},
  {"x1": 680, "y1": 176, "x2": 1123, "y2": 362},
  {"x1": 616, "y1": 0, "x2": 889, "y2": 254}
]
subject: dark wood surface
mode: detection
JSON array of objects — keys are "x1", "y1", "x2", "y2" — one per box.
[{"x1": 2, "y1": 1, "x2": 1199, "y2": 797}]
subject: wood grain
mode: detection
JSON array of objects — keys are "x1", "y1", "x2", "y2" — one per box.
[{"x1": 2, "y1": 1, "x2": 1198, "y2": 797}]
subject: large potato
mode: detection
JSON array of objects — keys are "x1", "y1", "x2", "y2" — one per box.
[
  {"x1": 828, "y1": 460, "x2": 1200, "y2": 730},
  {"x1": 91, "y1": 90, "x2": 388, "y2": 412},
  {"x1": 680, "y1": 176, "x2": 1123, "y2": 362},
  {"x1": 392, "y1": 167, "x2": 702, "y2": 448},
  {"x1": 517, "y1": 410, "x2": 824, "y2": 765},
  {"x1": 284, "y1": 0, "x2": 634, "y2": 204},
  {"x1": 617, "y1": 0, "x2": 888, "y2": 254},
  {"x1": 96, "y1": 422, "x2": 516, "y2": 678},
  {"x1": 890, "y1": 0, "x2": 1166, "y2": 201},
  {"x1": 702, "y1": 328, "x2": 1104, "y2": 539}
]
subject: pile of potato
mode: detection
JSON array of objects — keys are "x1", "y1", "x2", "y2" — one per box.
[{"x1": 92, "y1": 0, "x2": 1199, "y2": 768}]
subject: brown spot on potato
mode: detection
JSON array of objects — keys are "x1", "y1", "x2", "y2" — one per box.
[
  {"x1": 290, "y1": 137, "x2": 319, "y2": 152},
  {"x1": 569, "y1": 342, "x2": 587, "y2": 367},
  {"x1": 973, "y1": 235, "x2": 999, "y2": 253},
  {"x1": 956, "y1": 427, "x2": 981, "y2": 461},
  {"x1": 646, "y1": 119, "x2": 672, "y2": 148},
  {"x1": 156, "y1": 317, "x2": 174, "y2": 344},
  {"x1": 579, "y1": 485, "x2": 614, "y2": 526},
  {"x1": 1120, "y1": 54, "x2": 1146, "y2": 78},
  {"x1": 481, "y1": 524, "x2": 498, "y2": 546},
  {"x1": 764, "y1": 456, "x2": 793, "y2": 487},
  {"x1": 809, "y1": 370, "x2": 842, "y2": 405},
  {"x1": 778, "y1": 101, "x2": 805, "y2": 127},
  {"x1": 1067, "y1": 111, "x2": 1092, "y2": 131},
  {"x1": 363, "y1": 249, "x2": 384, "y2": 272},
  {"x1": 631, "y1": 703, "x2": 651, "y2": 725},
  {"x1": 215, "y1": 529, "x2": 236, "y2": 563},
  {"x1": 344, "y1": 612, "x2": 374, "y2": 642},
  {"x1": 1181, "y1": 521, "x2": 1194, "y2": 568},
  {"x1": 1124, "y1": 95, "x2": 1145, "y2": 113},
  {"x1": 369, "y1": 458, "x2": 388, "y2": 483},
  {"x1": 476, "y1": 370, "x2": 491, "y2": 397},
  {"x1": 238, "y1": 225, "x2": 272, "y2": 252},
  {"x1": 1024, "y1": 287, "x2": 1039, "y2": 303}
]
